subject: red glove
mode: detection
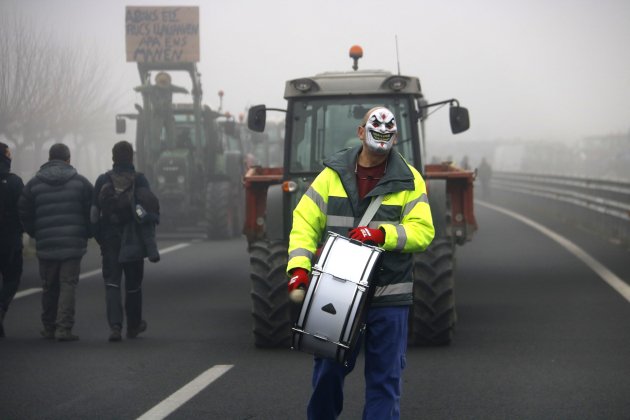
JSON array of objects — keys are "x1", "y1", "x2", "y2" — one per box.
[
  {"x1": 288, "y1": 268, "x2": 309, "y2": 293},
  {"x1": 348, "y1": 226, "x2": 385, "y2": 245}
]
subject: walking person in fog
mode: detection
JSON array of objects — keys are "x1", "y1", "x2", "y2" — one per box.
[
  {"x1": 91, "y1": 141, "x2": 160, "y2": 342},
  {"x1": 0, "y1": 143, "x2": 24, "y2": 338},
  {"x1": 18, "y1": 143, "x2": 93, "y2": 341},
  {"x1": 477, "y1": 157, "x2": 493, "y2": 199}
]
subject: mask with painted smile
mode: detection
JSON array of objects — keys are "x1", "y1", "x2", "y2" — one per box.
[{"x1": 364, "y1": 108, "x2": 397, "y2": 155}]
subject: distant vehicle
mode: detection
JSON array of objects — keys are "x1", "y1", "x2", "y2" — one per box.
[{"x1": 116, "y1": 62, "x2": 244, "y2": 238}]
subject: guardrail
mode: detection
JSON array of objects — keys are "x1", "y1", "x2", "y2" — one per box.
[{"x1": 489, "y1": 171, "x2": 630, "y2": 245}]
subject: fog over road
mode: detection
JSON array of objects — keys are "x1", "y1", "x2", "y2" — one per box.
[{"x1": 1, "y1": 192, "x2": 629, "y2": 419}]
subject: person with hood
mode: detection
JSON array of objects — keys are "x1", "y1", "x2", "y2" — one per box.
[
  {"x1": 0, "y1": 143, "x2": 24, "y2": 338},
  {"x1": 287, "y1": 107, "x2": 435, "y2": 419},
  {"x1": 91, "y1": 141, "x2": 159, "y2": 342},
  {"x1": 18, "y1": 143, "x2": 93, "y2": 341}
]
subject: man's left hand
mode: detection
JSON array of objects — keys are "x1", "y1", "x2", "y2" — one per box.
[{"x1": 348, "y1": 226, "x2": 385, "y2": 245}]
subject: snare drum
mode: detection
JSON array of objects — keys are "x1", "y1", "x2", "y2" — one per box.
[{"x1": 292, "y1": 232, "x2": 383, "y2": 363}]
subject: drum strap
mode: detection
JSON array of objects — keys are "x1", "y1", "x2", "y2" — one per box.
[{"x1": 358, "y1": 195, "x2": 385, "y2": 227}]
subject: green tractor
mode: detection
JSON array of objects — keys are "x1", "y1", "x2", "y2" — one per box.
[
  {"x1": 116, "y1": 62, "x2": 244, "y2": 238},
  {"x1": 243, "y1": 46, "x2": 477, "y2": 348}
]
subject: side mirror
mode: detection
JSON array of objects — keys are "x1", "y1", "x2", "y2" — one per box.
[
  {"x1": 449, "y1": 106, "x2": 470, "y2": 134},
  {"x1": 116, "y1": 117, "x2": 126, "y2": 134},
  {"x1": 247, "y1": 105, "x2": 267, "y2": 132}
]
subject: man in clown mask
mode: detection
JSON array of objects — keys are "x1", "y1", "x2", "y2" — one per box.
[{"x1": 287, "y1": 106, "x2": 435, "y2": 419}]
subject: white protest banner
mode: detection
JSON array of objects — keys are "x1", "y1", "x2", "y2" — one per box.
[{"x1": 126, "y1": 6, "x2": 199, "y2": 63}]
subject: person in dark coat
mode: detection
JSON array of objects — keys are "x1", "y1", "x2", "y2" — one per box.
[
  {"x1": 18, "y1": 143, "x2": 93, "y2": 341},
  {"x1": 91, "y1": 140, "x2": 159, "y2": 342},
  {"x1": 0, "y1": 143, "x2": 24, "y2": 338}
]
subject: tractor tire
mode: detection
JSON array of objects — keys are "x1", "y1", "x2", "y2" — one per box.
[
  {"x1": 249, "y1": 240, "x2": 293, "y2": 348},
  {"x1": 409, "y1": 237, "x2": 456, "y2": 346},
  {"x1": 224, "y1": 151, "x2": 245, "y2": 237},
  {"x1": 206, "y1": 180, "x2": 234, "y2": 239},
  {"x1": 231, "y1": 181, "x2": 245, "y2": 238}
]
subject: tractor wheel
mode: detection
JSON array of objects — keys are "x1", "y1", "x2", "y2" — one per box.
[
  {"x1": 224, "y1": 151, "x2": 245, "y2": 237},
  {"x1": 249, "y1": 240, "x2": 293, "y2": 348},
  {"x1": 231, "y1": 181, "x2": 245, "y2": 237},
  {"x1": 409, "y1": 237, "x2": 456, "y2": 346},
  {"x1": 205, "y1": 180, "x2": 234, "y2": 239}
]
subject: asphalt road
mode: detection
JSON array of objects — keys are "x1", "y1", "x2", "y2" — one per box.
[{"x1": 1, "y1": 193, "x2": 629, "y2": 419}]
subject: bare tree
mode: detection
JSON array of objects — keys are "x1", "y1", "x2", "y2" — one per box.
[{"x1": 0, "y1": 9, "x2": 123, "y2": 175}]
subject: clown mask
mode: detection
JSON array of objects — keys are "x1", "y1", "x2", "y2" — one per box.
[{"x1": 364, "y1": 108, "x2": 397, "y2": 155}]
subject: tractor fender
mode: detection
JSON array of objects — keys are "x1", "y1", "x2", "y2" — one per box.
[{"x1": 266, "y1": 184, "x2": 284, "y2": 241}]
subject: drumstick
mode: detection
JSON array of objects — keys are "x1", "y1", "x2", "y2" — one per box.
[{"x1": 289, "y1": 287, "x2": 306, "y2": 303}]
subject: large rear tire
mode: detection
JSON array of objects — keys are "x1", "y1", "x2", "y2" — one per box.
[
  {"x1": 249, "y1": 240, "x2": 292, "y2": 348},
  {"x1": 409, "y1": 237, "x2": 456, "y2": 346},
  {"x1": 206, "y1": 180, "x2": 234, "y2": 239},
  {"x1": 231, "y1": 182, "x2": 245, "y2": 238}
]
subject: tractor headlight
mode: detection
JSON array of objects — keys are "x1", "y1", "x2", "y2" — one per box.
[
  {"x1": 388, "y1": 77, "x2": 407, "y2": 91},
  {"x1": 177, "y1": 175, "x2": 185, "y2": 184},
  {"x1": 157, "y1": 175, "x2": 166, "y2": 184},
  {"x1": 291, "y1": 78, "x2": 319, "y2": 93},
  {"x1": 382, "y1": 76, "x2": 409, "y2": 92}
]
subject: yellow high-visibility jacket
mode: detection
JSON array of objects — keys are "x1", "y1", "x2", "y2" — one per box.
[{"x1": 287, "y1": 146, "x2": 435, "y2": 306}]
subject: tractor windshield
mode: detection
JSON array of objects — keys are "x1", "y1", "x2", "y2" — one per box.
[
  {"x1": 288, "y1": 96, "x2": 414, "y2": 173},
  {"x1": 173, "y1": 113, "x2": 204, "y2": 147}
]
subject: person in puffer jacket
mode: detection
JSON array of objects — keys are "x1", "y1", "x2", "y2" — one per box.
[{"x1": 18, "y1": 143, "x2": 93, "y2": 342}]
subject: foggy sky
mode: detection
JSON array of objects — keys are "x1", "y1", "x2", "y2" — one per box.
[{"x1": 6, "y1": 0, "x2": 630, "y2": 144}]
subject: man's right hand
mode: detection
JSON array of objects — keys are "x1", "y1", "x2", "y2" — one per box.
[
  {"x1": 288, "y1": 268, "x2": 309, "y2": 303},
  {"x1": 288, "y1": 268, "x2": 309, "y2": 292}
]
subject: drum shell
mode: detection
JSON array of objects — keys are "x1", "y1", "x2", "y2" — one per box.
[{"x1": 292, "y1": 232, "x2": 383, "y2": 363}]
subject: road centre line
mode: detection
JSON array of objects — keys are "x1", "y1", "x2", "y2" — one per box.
[
  {"x1": 477, "y1": 200, "x2": 630, "y2": 303},
  {"x1": 13, "y1": 288, "x2": 41, "y2": 299},
  {"x1": 156, "y1": 242, "x2": 192, "y2": 254},
  {"x1": 13, "y1": 242, "x2": 191, "y2": 300},
  {"x1": 136, "y1": 364, "x2": 234, "y2": 420}
]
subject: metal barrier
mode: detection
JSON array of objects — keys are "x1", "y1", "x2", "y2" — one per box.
[{"x1": 489, "y1": 171, "x2": 630, "y2": 245}]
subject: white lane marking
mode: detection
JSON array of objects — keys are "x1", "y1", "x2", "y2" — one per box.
[
  {"x1": 14, "y1": 242, "x2": 191, "y2": 300},
  {"x1": 80, "y1": 268, "x2": 102, "y2": 280},
  {"x1": 157, "y1": 243, "x2": 192, "y2": 254},
  {"x1": 14, "y1": 288, "x2": 42, "y2": 299},
  {"x1": 477, "y1": 200, "x2": 630, "y2": 303},
  {"x1": 136, "y1": 364, "x2": 234, "y2": 420}
]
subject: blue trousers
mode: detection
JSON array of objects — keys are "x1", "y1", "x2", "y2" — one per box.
[{"x1": 307, "y1": 306, "x2": 409, "y2": 420}]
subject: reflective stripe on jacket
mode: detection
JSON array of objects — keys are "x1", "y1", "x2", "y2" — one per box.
[{"x1": 287, "y1": 146, "x2": 435, "y2": 306}]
